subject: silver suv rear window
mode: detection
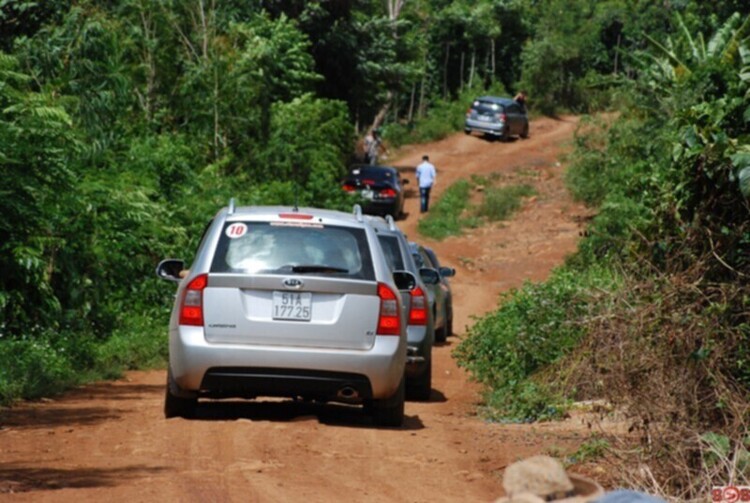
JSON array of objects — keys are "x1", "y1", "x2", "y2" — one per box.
[{"x1": 211, "y1": 222, "x2": 375, "y2": 280}]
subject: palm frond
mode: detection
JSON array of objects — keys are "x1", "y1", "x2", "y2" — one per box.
[
  {"x1": 643, "y1": 32, "x2": 690, "y2": 78},
  {"x1": 707, "y1": 12, "x2": 741, "y2": 57},
  {"x1": 676, "y1": 12, "x2": 700, "y2": 62}
]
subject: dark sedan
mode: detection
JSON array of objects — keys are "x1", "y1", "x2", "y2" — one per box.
[{"x1": 342, "y1": 165, "x2": 408, "y2": 219}]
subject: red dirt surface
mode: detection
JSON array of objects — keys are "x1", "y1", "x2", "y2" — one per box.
[{"x1": 0, "y1": 116, "x2": 595, "y2": 502}]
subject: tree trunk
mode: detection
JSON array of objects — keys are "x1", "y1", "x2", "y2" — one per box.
[
  {"x1": 460, "y1": 51, "x2": 465, "y2": 92},
  {"x1": 469, "y1": 49, "x2": 476, "y2": 88},
  {"x1": 408, "y1": 81, "x2": 416, "y2": 122},
  {"x1": 443, "y1": 43, "x2": 450, "y2": 99},
  {"x1": 613, "y1": 32, "x2": 621, "y2": 74},
  {"x1": 137, "y1": 6, "x2": 156, "y2": 122},
  {"x1": 485, "y1": 42, "x2": 491, "y2": 83},
  {"x1": 213, "y1": 65, "x2": 220, "y2": 160},
  {"x1": 491, "y1": 39, "x2": 496, "y2": 78},
  {"x1": 419, "y1": 71, "x2": 426, "y2": 118},
  {"x1": 371, "y1": 90, "x2": 394, "y2": 130}
]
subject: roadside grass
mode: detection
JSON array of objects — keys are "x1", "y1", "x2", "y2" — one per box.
[
  {"x1": 418, "y1": 174, "x2": 537, "y2": 240},
  {"x1": 478, "y1": 184, "x2": 536, "y2": 221},
  {"x1": 0, "y1": 316, "x2": 168, "y2": 406},
  {"x1": 417, "y1": 180, "x2": 477, "y2": 239},
  {"x1": 454, "y1": 265, "x2": 621, "y2": 422}
]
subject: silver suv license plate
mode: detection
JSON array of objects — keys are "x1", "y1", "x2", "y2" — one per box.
[{"x1": 272, "y1": 291, "x2": 312, "y2": 321}]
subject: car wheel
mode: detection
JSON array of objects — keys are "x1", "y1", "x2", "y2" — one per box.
[
  {"x1": 464, "y1": 128, "x2": 471, "y2": 135},
  {"x1": 521, "y1": 123, "x2": 529, "y2": 139},
  {"x1": 407, "y1": 359, "x2": 432, "y2": 401},
  {"x1": 435, "y1": 323, "x2": 447, "y2": 343},
  {"x1": 447, "y1": 314, "x2": 453, "y2": 337},
  {"x1": 164, "y1": 371, "x2": 197, "y2": 419},
  {"x1": 369, "y1": 376, "x2": 405, "y2": 427}
]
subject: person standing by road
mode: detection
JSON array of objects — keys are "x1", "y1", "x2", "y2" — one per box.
[
  {"x1": 364, "y1": 128, "x2": 386, "y2": 165},
  {"x1": 416, "y1": 155, "x2": 436, "y2": 213}
]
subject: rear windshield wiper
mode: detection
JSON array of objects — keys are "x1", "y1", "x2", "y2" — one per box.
[{"x1": 290, "y1": 265, "x2": 349, "y2": 274}]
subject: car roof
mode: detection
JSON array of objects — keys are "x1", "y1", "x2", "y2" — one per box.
[
  {"x1": 473, "y1": 96, "x2": 516, "y2": 105},
  {"x1": 348, "y1": 164, "x2": 399, "y2": 175},
  {"x1": 365, "y1": 215, "x2": 402, "y2": 234},
  {"x1": 221, "y1": 205, "x2": 370, "y2": 227}
]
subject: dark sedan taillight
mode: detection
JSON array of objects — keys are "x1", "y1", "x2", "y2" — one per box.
[{"x1": 379, "y1": 188, "x2": 397, "y2": 198}]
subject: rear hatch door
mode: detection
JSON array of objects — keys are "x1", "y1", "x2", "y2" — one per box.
[{"x1": 203, "y1": 220, "x2": 380, "y2": 350}]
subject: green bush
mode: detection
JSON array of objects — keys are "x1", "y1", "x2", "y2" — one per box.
[
  {"x1": 454, "y1": 265, "x2": 620, "y2": 421},
  {"x1": 94, "y1": 313, "x2": 169, "y2": 379},
  {"x1": 477, "y1": 184, "x2": 536, "y2": 221},
  {"x1": 0, "y1": 336, "x2": 78, "y2": 405}
]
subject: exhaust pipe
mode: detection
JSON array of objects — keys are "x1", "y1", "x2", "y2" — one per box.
[{"x1": 337, "y1": 386, "x2": 359, "y2": 400}]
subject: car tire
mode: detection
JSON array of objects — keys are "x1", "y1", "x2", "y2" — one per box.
[
  {"x1": 164, "y1": 371, "x2": 197, "y2": 419},
  {"x1": 464, "y1": 128, "x2": 471, "y2": 135},
  {"x1": 521, "y1": 123, "x2": 529, "y2": 139},
  {"x1": 407, "y1": 359, "x2": 432, "y2": 401},
  {"x1": 446, "y1": 314, "x2": 453, "y2": 337},
  {"x1": 369, "y1": 376, "x2": 405, "y2": 427},
  {"x1": 435, "y1": 323, "x2": 447, "y2": 343}
]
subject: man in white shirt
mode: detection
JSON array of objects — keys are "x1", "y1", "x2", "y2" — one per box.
[{"x1": 415, "y1": 155, "x2": 436, "y2": 213}]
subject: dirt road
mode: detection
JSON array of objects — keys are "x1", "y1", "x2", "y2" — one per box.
[{"x1": 0, "y1": 117, "x2": 591, "y2": 502}]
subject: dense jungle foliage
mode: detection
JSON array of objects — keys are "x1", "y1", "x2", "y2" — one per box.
[
  {"x1": 453, "y1": 5, "x2": 750, "y2": 500},
  {"x1": 2, "y1": 1, "x2": 750, "y2": 498}
]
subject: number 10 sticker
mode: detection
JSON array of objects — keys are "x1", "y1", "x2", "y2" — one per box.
[{"x1": 226, "y1": 223, "x2": 247, "y2": 238}]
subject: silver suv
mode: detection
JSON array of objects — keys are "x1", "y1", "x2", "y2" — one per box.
[
  {"x1": 368, "y1": 215, "x2": 435, "y2": 401},
  {"x1": 156, "y1": 202, "x2": 415, "y2": 427},
  {"x1": 464, "y1": 96, "x2": 529, "y2": 140}
]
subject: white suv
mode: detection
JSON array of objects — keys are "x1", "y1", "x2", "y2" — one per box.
[{"x1": 156, "y1": 202, "x2": 416, "y2": 426}]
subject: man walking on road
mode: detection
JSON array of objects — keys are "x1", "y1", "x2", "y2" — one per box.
[{"x1": 416, "y1": 155, "x2": 436, "y2": 213}]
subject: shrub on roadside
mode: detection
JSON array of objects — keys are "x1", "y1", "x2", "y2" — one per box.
[
  {"x1": 454, "y1": 265, "x2": 620, "y2": 421},
  {"x1": 478, "y1": 184, "x2": 536, "y2": 221},
  {"x1": 0, "y1": 335, "x2": 78, "y2": 405}
]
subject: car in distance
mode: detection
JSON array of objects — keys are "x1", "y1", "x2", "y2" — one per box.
[
  {"x1": 342, "y1": 164, "x2": 408, "y2": 219},
  {"x1": 369, "y1": 215, "x2": 435, "y2": 401},
  {"x1": 422, "y1": 246, "x2": 455, "y2": 338},
  {"x1": 464, "y1": 96, "x2": 529, "y2": 140},
  {"x1": 156, "y1": 201, "x2": 416, "y2": 427},
  {"x1": 409, "y1": 242, "x2": 455, "y2": 342}
]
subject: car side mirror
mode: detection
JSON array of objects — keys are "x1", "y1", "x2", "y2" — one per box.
[
  {"x1": 419, "y1": 268, "x2": 440, "y2": 285},
  {"x1": 439, "y1": 266, "x2": 456, "y2": 278},
  {"x1": 156, "y1": 259, "x2": 186, "y2": 283},
  {"x1": 392, "y1": 270, "x2": 417, "y2": 291}
]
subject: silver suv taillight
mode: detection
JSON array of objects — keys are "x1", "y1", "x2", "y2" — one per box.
[
  {"x1": 179, "y1": 274, "x2": 207, "y2": 326},
  {"x1": 377, "y1": 283, "x2": 401, "y2": 335},
  {"x1": 408, "y1": 286, "x2": 428, "y2": 325}
]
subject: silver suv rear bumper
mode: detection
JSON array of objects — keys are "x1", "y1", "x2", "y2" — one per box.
[{"x1": 169, "y1": 326, "x2": 406, "y2": 400}]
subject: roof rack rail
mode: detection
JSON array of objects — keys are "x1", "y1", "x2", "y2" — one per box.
[
  {"x1": 384, "y1": 214, "x2": 397, "y2": 231},
  {"x1": 228, "y1": 197, "x2": 236, "y2": 215},
  {"x1": 352, "y1": 204, "x2": 363, "y2": 222}
]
